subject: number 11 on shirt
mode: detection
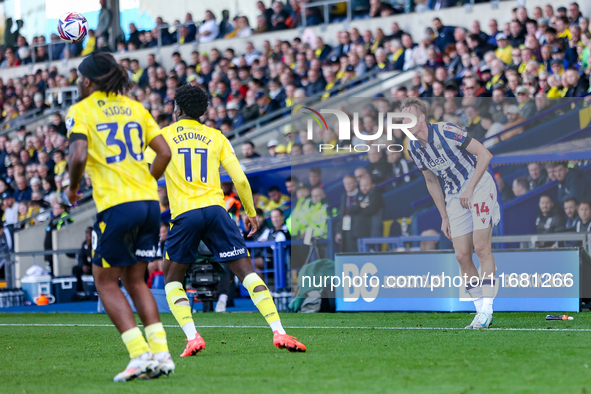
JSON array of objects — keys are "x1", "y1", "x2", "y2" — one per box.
[{"x1": 178, "y1": 148, "x2": 208, "y2": 183}]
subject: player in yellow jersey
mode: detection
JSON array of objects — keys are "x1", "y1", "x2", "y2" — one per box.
[
  {"x1": 65, "y1": 53, "x2": 174, "y2": 381},
  {"x1": 161, "y1": 85, "x2": 306, "y2": 356}
]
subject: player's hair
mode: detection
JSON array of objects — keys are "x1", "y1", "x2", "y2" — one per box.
[
  {"x1": 174, "y1": 84, "x2": 209, "y2": 120},
  {"x1": 91, "y1": 53, "x2": 130, "y2": 96},
  {"x1": 400, "y1": 97, "x2": 428, "y2": 118},
  {"x1": 564, "y1": 196, "x2": 579, "y2": 205},
  {"x1": 243, "y1": 140, "x2": 255, "y2": 148},
  {"x1": 309, "y1": 167, "x2": 321, "y2": 175},
  {"x1": 268, "y1": 186, "x2": 281, "y2": 193},
  {"x1": 255, "y1": 208, "x2": 264, "y2": 217},
  {"x1": 580, "y1": 200, "x2": 591, "y2": 209}
]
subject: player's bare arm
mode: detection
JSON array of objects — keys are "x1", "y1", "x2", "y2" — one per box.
[
  {"x1": 66, "y1": 138, "x2": 88, "y2": 204},
  {"x1": 147, "y1": 134, "x2": 171, "y2": 180},
  {"x1": 422, "y1": 169, "x2": 451, "y2": 239},
  {"x1": 459, "y1": 138, "x2": 493, "y2": 210}
]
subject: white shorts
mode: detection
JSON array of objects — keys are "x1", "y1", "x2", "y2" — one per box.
[{"x1": 445, "y1": 171, "x2": 501, "y2": 238}]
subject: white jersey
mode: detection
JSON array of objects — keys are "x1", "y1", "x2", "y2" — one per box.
[{"x1": 408, "y1": 122, "x2": 477, "y2": 195}]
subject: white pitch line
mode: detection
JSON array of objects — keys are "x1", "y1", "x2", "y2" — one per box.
[{"x1": 0, "y1": 323, "x2": 589, "y2": 332}]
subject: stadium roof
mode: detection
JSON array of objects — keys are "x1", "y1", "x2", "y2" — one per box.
[{"x1": 491, "y1": 137, "x2": 591, "y2": 166}]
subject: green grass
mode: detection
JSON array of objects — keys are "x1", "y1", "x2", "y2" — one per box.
[{"x1": 1, "y1": 312, "x2": 591, "y2": 393}]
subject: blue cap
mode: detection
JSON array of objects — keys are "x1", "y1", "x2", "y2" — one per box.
[
  {"x1": 2, "y1": 191, "x2": 13, "y2": 199},
  {"x1": 255, "y1": 90, "x2": 266, "y2": 100}
]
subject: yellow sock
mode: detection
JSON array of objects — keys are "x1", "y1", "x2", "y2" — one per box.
[
  {"x1": 145, "y1": 322, "x2": 169, "y2": 354},
  {"x1": 243, "y1": 273, "x2": 280, "y2": 325},
  {"x1": 121, "y1": 327, "x2": 150, "y2": 359},
  {"x1": 165, "y1": 281, "x2": 195, "y2": 328}
]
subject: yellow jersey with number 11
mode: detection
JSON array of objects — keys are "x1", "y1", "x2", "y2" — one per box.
[
  {"x1": 160, "y1": 119, "x2": 238, "y2": 219},
  {"x1": 66, "y1": 91, "x2": 161, "y2": 213}
]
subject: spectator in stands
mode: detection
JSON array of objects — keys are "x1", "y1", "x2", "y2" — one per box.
[
  {"x1": 241, "y1": 141, "x2": 261, "y2": 159},
  {"x1": 500, "y1": 105, "x2": 525, "y2": 142},
  {"x1": 270, "y1": 1, "x2": 290, "y2": 31},
  {"x1": 494, "y1": 173, "x2": 514, "y2": 203},
  {"x1": 43, "y1": 202, "x2": 74, "y2": 274},
  {"x1": 367, "y1": 147, "x2": 392, "y2": 184},
  {"x1": 72, "y1": 226, "x2": 92, "y2": 293},
  {"x1": 199, "y1": 10, "x2": 219, "y2": 43},
  {"x1": 14, "y1": 176, "x2": 32, "y2": 202},
  {"x1": 563, "y1": 197, "x2": 580, "y2": 233},
  {"x1": 2, "y1": 191, "x2": 18, "y2": 227},
  {"x1": 254, "y1": 208, "x2": 290, "y2": 270},
  {"x1": 527, "y1": 162, "x2": 549, "y2": 190},
  {"x1": 263, "y1": 185, "x2": 290, "y2": 212},
  {"x1": 308, "y1": 167, "x2": 323, "y2": 188},
  {"x1": 575, "y1": 201, "x2": 591, "y2": 233},
  {"x1": 335, "y1": 175, "x2": 360, "y2": 253},
  {"x1": 386, "y1": 149, "x2": 412, "y2": 185},
  {"x1": 306, "y1": 188, "x2": 329, "y2": 239},
  {"x1": 535, "y1": 194, "x2": 566, "y2": 247},
  {"x1": 432, "y1": 18, "x2": 456, "y2": 53},
  {"x1": 267, "y1": 139, "x2": 279, "y2": 156},
  {"x1": 511, "y1": 176, "x2": 530, "y2": 198},
  {"x1": 555, "y1": 162, "x2": 591, "y2": 204},
  {"x1": 349, "y1": 175, "x2": 384, "y2": 239},
  {"x1": 464, "y1": 105, "x2": 487, "y2": 141},
  {"x1": 290, "y1": 185, "x2": 311, "y2": 239}
]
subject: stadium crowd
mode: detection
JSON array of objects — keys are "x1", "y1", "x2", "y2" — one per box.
[{"x1": 0, "y1": 1, "x2": 589, "y2": 258}]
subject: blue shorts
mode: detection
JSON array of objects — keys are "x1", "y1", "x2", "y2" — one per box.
[
  {"x1": 164, "y1": 205, "x2": 249, "y2": 264},
  {"x1": 92, "y1": 200, "x2": 160, "y2": 268}
]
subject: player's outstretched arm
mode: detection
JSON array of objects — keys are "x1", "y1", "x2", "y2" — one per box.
[
  {"x1": 224, "y1": 159, "x2": 258, "y2": 237},
  {"x1": 423, "y1": 169, "x2": 451, "y2": 239},
  {"x1": 147, "y1": 135, "x2": 171, "y2": 180},
  {"x1": 459, "y1": 139, "x2": 494, "y2": 210},
  {"x1": 66, "y1": 139, "x2": 88, "y2": 205}
]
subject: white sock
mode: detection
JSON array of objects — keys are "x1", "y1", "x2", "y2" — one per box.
[
  {"x1": 218, "y1": 294, "x2": 228, "y2": 303},
  {"x1": 482, "y1": 298, "x2": 494, "y2": 314},
  {"x1": 153, "y1": 351, "x2": 170, "y2": 361},
  {"x1": 182, "y1": 322, "x2": 198, "y2": 340},
  {"x1": 270, "y1": 320, "x2": 286, "y2": 335},
  {"x1": 467, "y1": 287, "x2": 483, "y2": 313}
]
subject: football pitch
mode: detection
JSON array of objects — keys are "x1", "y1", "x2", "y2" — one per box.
[{"x1": 1, "y1": 312, "x2": 591, "y2": 393}]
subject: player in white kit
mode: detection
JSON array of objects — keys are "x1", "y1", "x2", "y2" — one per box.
[{"x1": 402, "y1": 97, "x2": 500, "y2": 329}]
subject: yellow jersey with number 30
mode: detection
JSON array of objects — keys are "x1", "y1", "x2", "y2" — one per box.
[
  {"x1": 160, "y1": 119, "x2": 238, "y2": 219},
  {"x1": 66, "y1": 91, "x2": 161, "y2": 213}
]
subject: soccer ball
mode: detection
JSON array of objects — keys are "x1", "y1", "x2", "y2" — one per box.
[{"x1": 57, "y1": 12, "x2": 89, "y2": 44}]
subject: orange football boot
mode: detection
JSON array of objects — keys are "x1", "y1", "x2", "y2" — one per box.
[
  {"x1": 273, "y1": 331, "x2": 306, "y2": 352},
  {"x1": 180, "y1": 334, "x2": 206, "y2": 357}
]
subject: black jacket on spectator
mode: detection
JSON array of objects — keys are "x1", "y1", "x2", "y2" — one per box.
[
  {"x1": 329, "y1": 43, "x2": 352, "y2": 60},
  {"x1": 535, "y1": 205, "x2": 566, "y2": 234},
  {"x1": 241, "y1": 103, "x2": 259, "y2": 122},
  {"x1": 500, "y1": 184, "x2": 514, "y2": 203},
  {"x1": 576, "y1": 219, "x2": 591, "y2": 233},
  {"x1": 128, "y1": 30, "x2": 142, "y2": 47},
  {"x1": 348, "y1": 187, "x2": 385, "y2": 239},
  {"x1": 368, "y1": 156, "x2": 393, "y2": 184},
  {"x1": 336, "y1": 189, "x2": 360, "y2": 253},
  {"x1": 306, "y1": 79, "x2": 326, "y2": 96},
  {"x1": 528, "y1": 171, "x2": 549, "y2": 190},
  {"x1": 557, "y1": 168, "x2": 591, "y2": 204},
  {"x1": 466, "y1": 117, "x2": 487, "y2": 141},
  {"x1": 434, "y1": 26, "x2": 456, "y2": 53},
  {"x1": 565, "y1": 76, "x2": 590, "y2": 98}
]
